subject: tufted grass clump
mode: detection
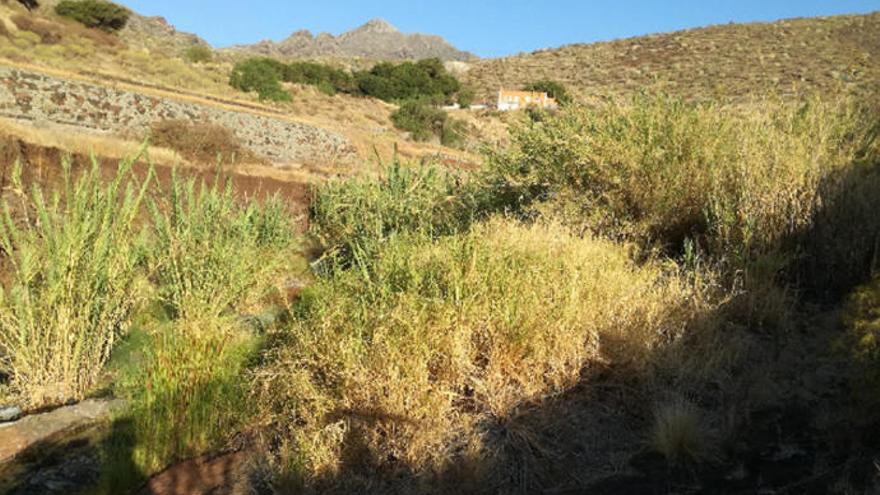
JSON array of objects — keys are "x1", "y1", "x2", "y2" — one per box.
[
  {"x1": 100, "y1": 171, "x2": 297, "y2": 490},
  {"x1": 254, "y1": 218, "x2": 713, "y2": 487},
  {"x1": 110, "y1": 316, "x2": 261, "y2": 480},
  {"x1": 0, "y1": 158, "x2": 150, "y2": 409},
  {"x1": 310, "y1": 160, "x2": 474, "y2": 268},
  {"x1": 650, "y1": 400, "x2": 706, "y2": 465},
  {"x1": 148, "y1": 171, "x2": 294, "y2": 320}
]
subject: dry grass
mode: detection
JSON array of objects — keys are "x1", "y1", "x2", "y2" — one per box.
[
  {"x1": 649, "y1": 399, "x2": 706, "y2": 465},
  {"x1": 482, "y1": 94, "x2": 880, "y2": 325},
  {"x1": 149, "y1": 119, "x2": 260, "y2": 165},
  {"x1": 0, "y1": 117, "x2": 183, "y2": 165},
  {"x1": 464, "y1": 12, "x2": 880, "y2": 103},
  {"x1": 254, "y1": 218, "x2": 714, "y2": 489},
  {"x1": 10, "y1": 13, "x2": 61, "y2": 44}
]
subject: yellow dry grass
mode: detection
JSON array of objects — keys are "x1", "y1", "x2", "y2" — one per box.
[
  {"x1": 254, "y1": 218, "x2": 716, "y2": 487},
  {"x1": 0, "y1": 117, "x2": 182, "y2": 165}
]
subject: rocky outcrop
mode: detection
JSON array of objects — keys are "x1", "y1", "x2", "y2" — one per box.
[
  {"x1": 0, "y1": 66, "x2": 357, "y2": 166},
  {"x1": 226, "y1": 18, "x2": 476, "y2": 62}
]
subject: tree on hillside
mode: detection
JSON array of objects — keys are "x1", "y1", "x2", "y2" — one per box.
[
  {"x1": 54, "y1": 0, "x2": 130, "y2": 32},
  {"x1": 16, "y1": 0, "x2": 40, "y2": 11},
  {"x1": 229, "y1": 58, "x2": 291, "y2": 102}
]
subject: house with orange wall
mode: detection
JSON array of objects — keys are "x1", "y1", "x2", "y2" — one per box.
[{"x1": 496, "y1": 89, "x2": 558, "y2": 111}]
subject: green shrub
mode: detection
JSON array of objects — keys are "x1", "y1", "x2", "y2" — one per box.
[
  {"x1": 183, "y1": 45, "x2": 213, "y2": 64},
  {"x1": 524, "y1": 79, "x2": 572, "y2": 105},
  {"x1": 229, "y1": 57, "x2": 291, "y2": 102},
  {"x1": 54, "y1": 0, "x2": 130, "y2": 32},
  {"x1": 228, "y1": 57, "x2": 461, "y2": 103},
  {"x1": 283, "y1": 61, "x2": 355, "y2": 94},
  {"x1": 310, "y1": 161, "x2": 473, "y2": 267},
  {"x1": 390, "y1": 99, "x2": 448, "y2": 141},
  {"x1": 456, "y1": 85, "x2": 477, "y2": 108},
  {"x1": 440, "y1": 117, "x2": 468, "y2": 148},
  {"x1": 254, "y1": 218, "x2": 711, "y2": 487},
  {"x1": 147, "y1": 172, "x2": 294, "y2": 320},
  {"x1": 0, "y1": 158, "x2": 150, "y2": 409},
  {"x1": 355, "y1": 58, "x2": 460, "y2": 103}
]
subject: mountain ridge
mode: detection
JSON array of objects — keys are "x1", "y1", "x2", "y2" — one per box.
[{"x1": 224, "y1": 18, "x2": 476, "y2": 61}]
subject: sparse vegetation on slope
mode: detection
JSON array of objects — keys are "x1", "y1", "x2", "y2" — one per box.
[
  {"x1": 465, "y1": 12, "x2": 880, "y2": 102},
  {"x1": 149, "y1": 119, "x2": 254, "y2": 164}
]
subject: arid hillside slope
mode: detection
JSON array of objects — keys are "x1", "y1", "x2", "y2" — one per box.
[{"x1": 464, "y1": 12, "x2": 880, "y2": 101}]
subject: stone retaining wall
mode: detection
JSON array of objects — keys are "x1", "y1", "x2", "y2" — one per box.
[{"x1": 0, "y1": 66, "x2": 356, "y2": 165}]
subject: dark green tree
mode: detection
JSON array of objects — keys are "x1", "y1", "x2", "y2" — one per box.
[
  {"x1": 229, "y1": 58, "x2": 291, "y2": 102},
  {"x1": 54, "y1": 0, "x2": 130, "y2": 32},
  {"x1": 17, "y1": 0, "x2": 40, "y2": 11}
]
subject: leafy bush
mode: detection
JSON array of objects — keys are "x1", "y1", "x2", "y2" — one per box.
[
  {"x1": 283, "y1": 61, "x2": 355, "y2": 95},
  {"x1": 148, "y1": 173, "x2": 294, "y2": 320},
  {"x1": 229, "y1": 57, "x2": 291, "y2": 102},
  {"x1": 255, "y1": 218, "x2": 710, "y2": 487},
  {"x1": 183, "y1": 45, "x2": 213, "y2": 64},
  {"x1": 456, "y1": 85, "x2": 477, "y2": 108},
  {"x1": 524, "y1": 79, "x2": 572, "y2": 105},
  {"x1": 311, "y1": 161, "x2": 473, "y2": 266},
  {"x1": 440, "y1": 116, "x2": 468, "y2": 147},
  {"x1": 390, "y1": 99, "x2": 448, "y2": 141},
  {"x1": 0, "y1": 158, "x2": 150, "y2": 409},
  {"x1": 356, "y1": 58, "x2": 460, "y2": 103},
  {"x1": 54, "y1": 0, "x2": 130, "y2": 32},
  {"x1": 227, "y1": 56, "x2": 462, "y2": 105}
]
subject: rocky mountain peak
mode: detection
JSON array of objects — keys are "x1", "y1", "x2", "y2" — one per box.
[
  {"x1": 225, "y1": 18, "x2": 475, "y2": 61},
  {"x1": 355, "y1": 18, "x2": 399, "y2": 35}
]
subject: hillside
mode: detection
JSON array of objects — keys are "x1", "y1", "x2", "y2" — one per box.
[
  {"x1": 0, "y1": 2, "x2": 483, "y2": 176},
  {"x1": 464, "y1": 12, "x2": 880, "y2": 101},
  {"x1": 225, "y1": 18, "x2": 476, "y2": 62}
]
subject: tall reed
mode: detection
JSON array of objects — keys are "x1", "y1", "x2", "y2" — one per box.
[{"x1": 0, "y1": 157, "x2": 150, "y2": 408}]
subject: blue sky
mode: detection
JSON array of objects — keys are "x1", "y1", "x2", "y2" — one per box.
[{"x1": 117, "y1": 1, "x2": 880, "y2": 57}]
